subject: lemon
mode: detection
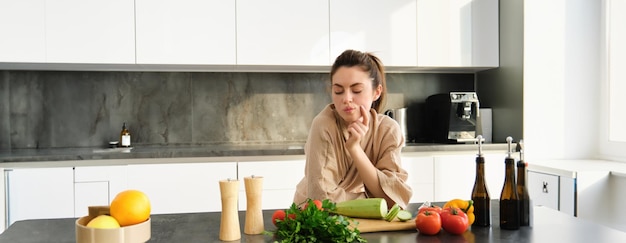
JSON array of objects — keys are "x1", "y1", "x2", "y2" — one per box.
[{"x1": 86, "y1": 215, "x2": 121, "y2": 229}]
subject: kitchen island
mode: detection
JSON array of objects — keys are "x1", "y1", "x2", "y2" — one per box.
[{"x1": 2, "y1": 201, "x2": 625, "y2": 243}]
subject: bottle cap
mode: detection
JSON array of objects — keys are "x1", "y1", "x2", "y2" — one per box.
[
  {"x1": 506, "y1": 136, "x2": 514, "y2": 159},
  {"x1": 476, "y1": 135, "x2": 484, "y2": 157},
  {"x1": 516, "y1": 139, "x2": 524, "y2": 161}
]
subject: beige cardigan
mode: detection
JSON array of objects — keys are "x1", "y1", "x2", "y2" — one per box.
[{"x1": 293, "y1": 104, "x2": 412, "y2": 209}]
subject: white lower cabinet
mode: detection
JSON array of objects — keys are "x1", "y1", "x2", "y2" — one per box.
[
  {"x1": 526, "y1": 171, "x2": 559, "y2": 210},
  {"x1": 127, "y1": 162, "x2": 237, "y2": 214},
  {"x1": 4, "y1": 167, "x2": 74, "y2": 227},
  {"x1": 401, "y1": 154, "x2": 434, "y2": 203},
  {"x1": 0, "y1": 167, "x2": 4, "y2": 232},
  {"x1": 433, "y1": 153, "x2": 506, "y2": 202},
  {"x1": 237, "y1": 159, "x2": 305, "y2": 210},
  {"x1": 74, "y1": 166, "x2": 128, "y2": 217},
  {"x1": 527, "y1": 170, "x2": 575, "y2": 216}
]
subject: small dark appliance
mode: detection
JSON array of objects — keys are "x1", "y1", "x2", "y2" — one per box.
[{"x1": 425, "y1": 92, "x2": 480, "y2": 143}]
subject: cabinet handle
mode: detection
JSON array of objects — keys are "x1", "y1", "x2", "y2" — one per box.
[{"x1": 542, "y1": 181, "x2": 549, "y2": 193}]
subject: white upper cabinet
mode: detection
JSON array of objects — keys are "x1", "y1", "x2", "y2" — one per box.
[
  {"x1": 1, "y1": 0, "x2": 498, "y2": 71},
  {"x1": 0, "y1": 0, "x2": 46, "y2": 63},
  {"x1": 45, "y1": 0, "x2": 135, "y2": 64},
  {"x1": 330, "y1": 0, "x2": 418, "y2": 67},
  {"x1": 417, "y1": 0, "x2": 498, "y2": 68},
  {"x1": 236, "y1": 0, "x2": 330, "y2": 66},
  {"x1": 135, "y1": 0, "x2": 236, "y2": 65}
]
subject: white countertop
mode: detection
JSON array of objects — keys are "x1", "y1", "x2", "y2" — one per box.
[{"x1": 528, "y1": 159, "x2": 626, "y2": 179}]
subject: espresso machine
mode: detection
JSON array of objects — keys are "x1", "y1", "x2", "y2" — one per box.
[{"x1": 425, "y1": 92, "x2": 480, "y2": 143}]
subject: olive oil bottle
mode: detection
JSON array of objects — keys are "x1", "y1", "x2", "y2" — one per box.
[
  {"x1": 499, "y1": 136, "x2": 520, "y2": 230},
  {"x1": 120, "y1": 122, "x2": 131, "y2": 147},
  {"x1": 471, "y1": 135, "x2": 491, "y2": 226},
  {"x1": 516, "y1": 140, "x2": 531, "y2": 226}
]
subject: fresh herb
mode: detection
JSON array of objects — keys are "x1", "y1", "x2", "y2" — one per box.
[{"x1": 265, "y1": 199, "x2": 367, "y2": 243}]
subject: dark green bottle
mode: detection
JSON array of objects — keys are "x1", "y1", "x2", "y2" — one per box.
[
  {"x1": 471, "y1": 135, "x2": 490, "y2": 226},
  {"x1": 516, "y1": 140, "x2": 530, "y2": 226},
  {"x1": 499, "y1": 136, "x2": 520, "y2": 230}
]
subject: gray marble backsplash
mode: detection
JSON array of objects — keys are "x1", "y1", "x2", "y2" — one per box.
[{"x1": 0, "y1": 71, "x2": 473, "y2": 149}]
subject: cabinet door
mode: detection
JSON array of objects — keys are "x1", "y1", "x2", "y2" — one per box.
[
  {"x1": 0, "y1": 167, "x2": 5, "y2": 232},
  {"x1": 135, "y1": 0, "x2": 236, "y2": 65},
  {"x1": 401, "y1": 155, "x2": 434, "y2": 203},
  {"x1": 127, "y1": 162, "x2": 237, "y2": 214},
  {"x1": 74, "y1": 166, "x2": 128, "y2": 217},
  {"x1": 559, "y1": 176, "x2": 575, "y2": 216},
  {"x1": 0, "y1": 0, "x2": 46, "y2": 62},
  {"x1": 433, "y1": 153, "x2": 505, "y2": 201},
  {"x1": 527, "y1": 171, "x2": 560, "y2": 211},
  {"x1": 45, "y1": 0, "x2": 135, "y2": 64},
  {"x1": 236, "y1": 0, "x2": 330, "y2": 66},
  {"x1": 417, "y1": 0, "x2": 498, "y2": 68},
  {"x1": 5, "y1": 167, "x2": 74, "y2": 226},
  {"x1": 330, "y1": 0, "x2": 417, "y2": 66},
  {"x1": 237, "y1": 160, "x2": 305, "y2": 210}
]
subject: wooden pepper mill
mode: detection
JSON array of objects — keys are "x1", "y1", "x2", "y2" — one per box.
[
  {"x1": 219, "y1": 178, "x2": 241, "y2": 241},
  {"x1": 244, "y1": 175, "x2": 264, "y2": 235}
]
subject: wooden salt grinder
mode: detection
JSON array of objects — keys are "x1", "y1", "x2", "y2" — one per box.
[
  {"x1": 244, "y1": 175, "x2": 264, "y2": 234},
  {"x1": 219, "y1": 179, "x2": 241, "y2": 241}
]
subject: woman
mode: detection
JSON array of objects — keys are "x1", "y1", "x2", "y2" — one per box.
[{"x1": 293, "y1": 49, "x2": 412, "y2": 209}]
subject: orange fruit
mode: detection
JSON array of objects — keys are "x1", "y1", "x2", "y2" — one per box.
[{"x1": 110, "y1": 189, "x2": 151, "y2": 226}]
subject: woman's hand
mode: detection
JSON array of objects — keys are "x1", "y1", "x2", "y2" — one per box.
[
  {"x1": 345, "y1": 106, "x2": 393, "y2": 205},
  {"x1": 346, "y1": 106, "x2": 369, "y2": 152}
]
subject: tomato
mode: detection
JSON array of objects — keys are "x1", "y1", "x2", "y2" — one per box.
[
  {"x1": 440, "y1": 207, "x2": 469, "y2": 235},
  {"x1": 272, "y1": 210, "x2": 286, "y2": 226},
  {"x1": 415, "y1": 210, "x2": 442, "y2": 235},
  {"x1": 303, "y1": 199, "x2": 323, "y2": 211},
  {"x1": 418, "y1": 205, "x2": 443, "y2": 215}
]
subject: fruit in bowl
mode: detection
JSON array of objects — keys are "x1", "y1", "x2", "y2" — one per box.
[
  {"x1": 86, "y1": 215, "x2": 120, "y2": 229},
  {"x1": 76, "y1": 189, "x2": 152, "y2": 243},
  {"x1": 110, "y1": 189, "x2": 151, "y2": 226}
]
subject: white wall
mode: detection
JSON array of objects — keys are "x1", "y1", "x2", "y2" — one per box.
[
  {"x1": 599, "y1": 0, "x2": 626, "y2": 162},
  {"x1": 523, "y1": 0, "x2": 600, "y2": 161}
]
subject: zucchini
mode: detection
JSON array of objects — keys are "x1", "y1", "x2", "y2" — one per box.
[
  {"x1": 334, "y1": 198, "x2": 388, "y2": 219},
  {"x1": 384, "y1": 204, "x2": 401, "y2": 222},
  {"x1": 396, "y1": 210, "x2": 412, "y2": 222}
]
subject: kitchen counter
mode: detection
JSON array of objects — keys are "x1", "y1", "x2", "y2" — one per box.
[
  {"x1": 528, "y1": 159, "x2": 626, "y2": 178},
  {"x1": 0, "y1": 143, "x2": 508, "y2": 163},
  {"x1": 2, "y1": 201, "x2": 626, "y2": 243}
]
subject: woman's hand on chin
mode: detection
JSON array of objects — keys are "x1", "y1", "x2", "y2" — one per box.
[{"x1": 346, "y1": 106, "x2": 369, "y2": 152}]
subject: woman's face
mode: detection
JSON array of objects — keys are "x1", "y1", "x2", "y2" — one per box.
[{"x1": 331, "y1": 66, "x2": 382, "y2": 123}]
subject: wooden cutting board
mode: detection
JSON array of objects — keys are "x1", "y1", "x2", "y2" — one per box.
[{"x1": 351, "y1": 218, "x2": 416, "y2": 233}]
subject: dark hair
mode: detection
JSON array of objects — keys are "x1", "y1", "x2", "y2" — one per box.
[{"x1": 330, "y1": 49, "x2": 387, "y2": 113}]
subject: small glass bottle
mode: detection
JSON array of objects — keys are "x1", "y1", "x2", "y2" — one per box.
[
  {"x1": 499, "y1": 136, "x2": 520, "y2": 230},
  {"x1": 120, "y1": 122, "x2": 131, "y2": 147},
  {"x1": 516, "y1": 140, "x2": 531, "y2": 226},
  {"x1": 471, "y1": 135, "x2": 491, "y2": 226}
]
